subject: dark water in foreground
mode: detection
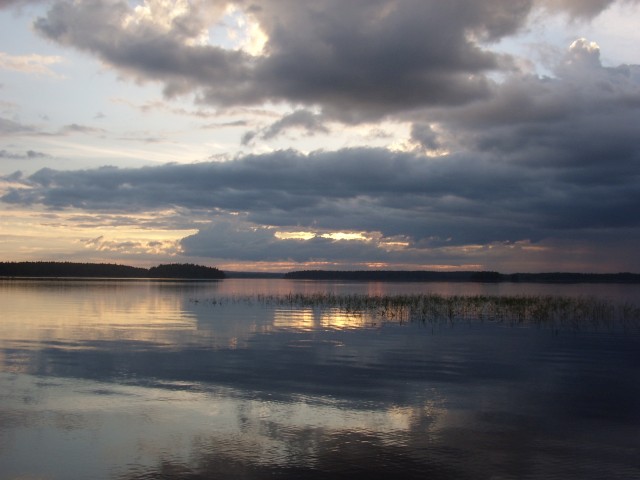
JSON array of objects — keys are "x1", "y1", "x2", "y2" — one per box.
[{"x1": 1, "y1": 279, "x2": 639, "y2": 479}]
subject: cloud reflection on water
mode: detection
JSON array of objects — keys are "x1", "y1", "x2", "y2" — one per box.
[{"x1": 1, "y1": 280, "x2": 639, "y2": 479}]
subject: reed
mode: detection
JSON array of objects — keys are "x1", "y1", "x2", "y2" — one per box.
[{"x1": 197, "y1": 293, "x2": 640, "y2": 331}]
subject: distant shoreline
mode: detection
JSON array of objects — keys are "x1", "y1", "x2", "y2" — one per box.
[
  {"x1": 0, "y1": 262, "x2": 225, "y2": 280},
  {"x1": 0, "y1": 277, "x2": 223, "y2": 282},
  {"x1": 283, "y1": 270, "x2": 640, "y2": 284},
  {"x1": 1, "y1": 262, "x2": 640, "y2": 284}
]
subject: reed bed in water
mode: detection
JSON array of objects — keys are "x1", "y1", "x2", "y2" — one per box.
[{"x1": 201, "y1": 293, "x2": 640, "y2": 331}]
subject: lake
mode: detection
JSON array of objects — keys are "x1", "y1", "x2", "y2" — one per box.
[{"x1": 1, "y1": 279, "x2": 639, "y2": 479}]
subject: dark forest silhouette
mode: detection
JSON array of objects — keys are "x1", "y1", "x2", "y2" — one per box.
[
  {"x1": 284, "y1": 270, "x2": 640, "y2": 284},
  {"x1": 0, "y1": 262, "x2": 225, "y2": 279},
  {"x1": 2, "y1": 262, "x2": 639, "y2": 283}
]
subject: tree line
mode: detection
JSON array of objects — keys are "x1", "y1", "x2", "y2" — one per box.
[
  {"x1": 0, "y1": 262, "x2": 225, "y2": 279},
  {"x1": 284, "y1": 270, "x2": 640, "y2": 284}
]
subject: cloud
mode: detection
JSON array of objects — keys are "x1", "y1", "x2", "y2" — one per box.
[
  {"x1": 60, "y1": 123, "x2": 107, "y2": 135},
  {"x1": 33, "y1": 0, "x2": 253, "y2": 98},
  {"x1": 241, "y1": 109, "x2": 329, "y2": 145},
  {"x1": 82, "y1": 235, "x2": 182, "y2": 256},
  {"x1": 421, "y1": 39, "x2": 640, "y2": 174},
  {"x1": 25, "y1": 0, "x2": 533, "y2": 122},
  {"x1": 2, "y1": 34, "x2": 638, "y2": 267},
  {"x1": 0, "y1": 149, "x2": 49, "y2": 159},
  {"x1": 538, "y1": 0, "x2": 638, "y2": 18},
  {"x1": 0, "y1": 117, "x2": 107, "y2": 140},
  {"x1": 3, "y1": 1, "x2": 639, "y2": 270},
  {"x1": 410, "y1": 124, "x2": 442, "y2": 151},
  {"x1": 3, "y1": 137, "x2": 638, "y2": 250},
  {"x1": 0, "y1": 0, "x2": 43, "y2": 8},
  {"x1": 180, "y1": 218, "x2": 416, "y2": 264},
  {"x1": 0, "y1": 116, "x2": 35, "y2": 135},
  {"x1": 202, "y1": 120, "x2": 248, "y2": 129},
  {"x1": 0, "y1": 52, "x2": 63, "y2": 77},
  {"x1": 30, "y1": 0, "x2": 638, "y2": 124},
  {"x1": 111, "y1": 97, "x2": 221, "y2": 119}
]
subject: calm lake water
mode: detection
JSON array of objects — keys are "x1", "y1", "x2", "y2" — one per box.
[{"x1": 1, "y1": 279, "x2": 640, "y2": 479}]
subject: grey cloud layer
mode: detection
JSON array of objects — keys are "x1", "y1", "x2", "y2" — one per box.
[
  {"x1": 180, "y1": 219, "x2": 405, "y2": 263},
  {"x1": 6, "y1": 36, "x2": 640, "y2": 239},
  {"x1": 4, "y1": 139, "x2": 638, "y2": 247},
  {"x1": 8, "y1": 36, "x2": 639, "y2": 244},
  {"x1": 30, "y1": 0, "x2": 633, "y2": 122}
]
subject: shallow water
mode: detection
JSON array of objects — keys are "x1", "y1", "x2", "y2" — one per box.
[{"x1": 1, "y1": 279, "x2": 639, "y2": 479}]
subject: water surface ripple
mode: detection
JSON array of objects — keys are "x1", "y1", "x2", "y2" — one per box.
[{"x1": 1, "y1": 279, "x2": 639, "y2": 479}]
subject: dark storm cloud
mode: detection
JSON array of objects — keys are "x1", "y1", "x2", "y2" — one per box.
[
  {"x1": 29, "y1": 0, "x2": 637, "y2": 122},
  {"x1": 177, "y1": 217, "x2": 564, "y2": 268},
  {"x1": 425, "y1": 39, "x2": 640, "y2": 178},
  {"x1": 237, "y1": 0, "x2": 531, "y2": 121},
  {"x1": 26, "y1": 0, "x2": 527, "y2": 121},
  {"x1": 180, "y1": 219, "x2": 395, "y2": 263},
  {"x1": 410, "y1": 124, "x2": 442, "y2": 151},
  {"x1": 3, "y1": 141, "x2": 639, "y2": 250}
]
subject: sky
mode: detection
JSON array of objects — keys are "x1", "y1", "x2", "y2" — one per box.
[{"x1": 0, "y1": 0, "x2": 639, "y2": 273}]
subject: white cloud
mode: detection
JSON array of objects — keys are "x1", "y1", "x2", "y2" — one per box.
[{"x1": 0, "y1": 52, "x2": 63, "y2": 77}]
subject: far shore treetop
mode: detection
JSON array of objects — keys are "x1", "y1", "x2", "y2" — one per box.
[{"x1": 0, "y1": 262, "x2": 225, "y2": 279}]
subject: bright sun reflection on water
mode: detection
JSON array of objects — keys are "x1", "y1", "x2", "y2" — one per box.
[
  {"x1": 273, "y1": 308, "x2": 369, "y2": 331},
  {"x1": 273, "y1": 308, "x2": 316, "y2": 330}
]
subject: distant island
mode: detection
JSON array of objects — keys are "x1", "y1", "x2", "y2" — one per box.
[
  {"x1": 284, "y1": 270, "x2": 640, "y2": 284},
  {"x1": 0, "y1": 262, "x2": 225, "y2": 279}
]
